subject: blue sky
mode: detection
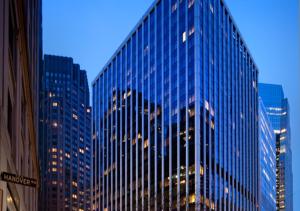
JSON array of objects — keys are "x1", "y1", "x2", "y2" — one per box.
[{"x1": 43, "y1": 0, "x2": 300, "y2": 208}]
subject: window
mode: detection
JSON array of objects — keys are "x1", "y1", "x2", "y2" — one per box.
[
  {"x1": 188, "y1": 26, "x2": 195, "y2": 36},
  {"x1": 79, "y1": 148, "x2": 85, "y2": 154},
  {"x1": 144, "y1": 139, "x2": 149, "y2": 148},
  {"x1": 172, "y1": 3, "x2": 177, "y2": 12},
  {"x1": 182, "y1": 32, "x2": 187, "y2": 43},
  {"x1": 209, "y1": 3, "x2": 214, "y2": 13},
  {"x1": 72, "y1": 113, "x2": 78, "y2": 120},
  {"x1": 188, "y1": 0, "x2": 194, "y2": 8}
]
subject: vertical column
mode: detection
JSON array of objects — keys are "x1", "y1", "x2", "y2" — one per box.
[
  {"x1": 194, "y1": 0, "x2": 201, "y2": 209},
  {"x1": 168, "y1": 0, "x2": 172, "y2": 209},
  {"x1": 184, "y1": 0, "x2": 189, "y2": 209},
  {"x1": 141, "y1": 21, "x2": 145, "y2": 211},
  {"x1": 115, "y1": 56, "x2": 119, "y2": 211},
  {"x1": 135, "y1": 30, "x2": 139, "y2": 211},
  {"x1": 130, "y1": 37, "x2": 133, "y2": 211},
  {"x1": 120, "y1": 49, "x2": 123, "y2": 211},
  {"x1": 154, "y1": 5, "x2": 158, "y2": 211},
  {"x1": 176, "y1": 0, "x2": 180, "y2": 209}
]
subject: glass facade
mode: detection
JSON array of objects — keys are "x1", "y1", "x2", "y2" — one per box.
[
  {"x1": 259, "y1": 98, "x2": 276, "y2": 211},
  {"x1": 39, "y1": 55, "x2": 92, "y2": 211},
  {"x1": 92, "y1": 0, "x2": 259, "y2": 210},
  {"x1": 259, "y1": 83, "x2": 293, "y2": 211}
]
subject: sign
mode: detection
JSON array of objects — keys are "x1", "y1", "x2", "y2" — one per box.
[{"x1": 1, "y1": 172, "x2": 37, "y2": 188}]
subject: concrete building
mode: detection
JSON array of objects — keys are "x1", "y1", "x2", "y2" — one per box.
[
  {"x1": 0, "y1": 0, "x2": 42, "y2": 210},
  {"x1": 39, "y1": 55, "x2": 92, "y2": 211}
]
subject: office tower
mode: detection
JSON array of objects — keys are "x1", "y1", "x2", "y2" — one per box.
[
  {"x1": 259, "y1": 83, "x2": 293, "y2": 211},
  {"x1": 39, "y1": 55, "x2": 92, "y2": 211},
  {"x1": 0, "y1": 0, "x2": 42, "y2": 210},
  {"x1": 259, "y1": 99, "x2": 276, "y2": 211},
  {"x1": 92, "y1": 0, "x2": 260, "y2": 210}
]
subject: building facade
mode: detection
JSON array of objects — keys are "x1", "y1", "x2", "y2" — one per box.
[
  {"x1": 259, "y1": 83, "x2": 293, "y2": 211},
  {"x1": 259, "y1": 98, "x2": 276, "y2": 211},
  {"x1": 92, "y1": 0, "x2": 260, "y2": 210},
  {"x1": 0, "y1": 0, "x2": 42, "y2": 210},
  {"x1": 39, "y1": 55, "x2": 92, "y2": 211}
]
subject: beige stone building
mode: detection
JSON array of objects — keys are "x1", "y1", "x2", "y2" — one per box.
[{"x1": 0, "y1": 0, "x2": 42, "y2": 210}]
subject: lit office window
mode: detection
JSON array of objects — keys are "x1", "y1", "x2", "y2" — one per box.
[{"x1": 182, "y1": 32, "x2": 187, "y2": 43}]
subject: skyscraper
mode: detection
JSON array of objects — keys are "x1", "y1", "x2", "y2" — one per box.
[
  {"x1": 259, "y1": 98, "x2": 276, "y2": 211},
  {"x1": 39, "y1": 55, "x2": 92, "y2": 211},
  {"x1": 0, "y1": 0, "x2": 42, "y2": 210},
  {"x1": 259, "y1": 83, "x2": 293, "y2": 211},
  {"x1": 92, "y1": 0, "x2": 259, "y2": 210}
]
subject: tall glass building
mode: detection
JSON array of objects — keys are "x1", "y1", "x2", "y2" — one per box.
[
  {"x1": 259, "y1": 83, "x2": 293, "y2": 211},
  {"x1": 92, "y1": 0, "x2": 259, "y2": 210},
  {"x1": 39, "y1": 55, "x2": 92, "y2": 211},
  {"x1": 259, "y1": 98, "x2": 276, "y2": 211}
]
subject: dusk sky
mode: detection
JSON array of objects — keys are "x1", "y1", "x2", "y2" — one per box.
[{"x1": 43, "y1": 0, "x2": 299, "y2": 208}]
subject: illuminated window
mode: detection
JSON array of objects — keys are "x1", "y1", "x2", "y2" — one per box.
[
  {"x1": 52, "y1": 181, "x2": 57, "y2": 185},
  {"x1": 79, "y1": 148, "x2": 85, "y2": 154},
  {"x1": 144, "y1": 139, "x2": 149, "y2": 149},
  {"x1": 52, "y1": 168, "x2": 57, "y2": 172},
  {"x1": 205, "y1": 100, "x2": 209, "y2": 110},
  {"x1": 200, "y1": 165, "x2": 204, "y2": 176},
  {"x1": 52, "y1": 102, "x2": 58, "y2": 107},
  {"x1": 280, "y1": 136, "x2": 286, "y2": 141},
  {"x1": 280, "y1": 146, "x2": 286, "y2": 154},
  {"x1": 189, "y1": 26, "x2": 195, "y2": 36},
  {"x1": 188, "y1": 0, "x2": 194, "y2": 8},
  {"x1": 252, "y1": 80, "x2": 256, "y2": 89},
  {"x1": 52, "y1": 148, "x2": 57, "y2": 153},
  {"x1": 209, "y1": 3, "x2": 214, "y2": 13},
  {"x1": 65, "y1": 153, "x2": 70, "y2": 158},
  {"x1": 211, "y1": 121, "x2": 215, "y2": 129},
  {"x1": 86, "y1": 108, "x2": 91, "y2": 113},
  {"x1": 132, "y1": 138, "x2": 136, "y2": 145},
  {"x1": 72, "y1": 114, "x2": 78, "y2": 120},
  {"x1": 274, "y1": 129, "x2": 281, "y2": 134},
  {"x1": 72, "y1": 181, "x2": 78, "y2": 187},
  {"x1": 189, "y1": 194, "x2": 196, "y2": 203},
  {"x1": 53, "y1": 122, "x2": 58, "y2": 127},
  {"x1": 52, "y1": 161, "x2": 57, "y2": 165},
  {"x1": 172, "y1": 3, "x2": 177, "y2": 12},
  {"x1": 182, "y1": 32, "x2": 187, "y2": 43},
  {"x1": 225, "y1": 187, "x2": 229, "y2": 194},
  {"x1": 72, "y1": 194, "x2": 77, "y2": 199}
]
